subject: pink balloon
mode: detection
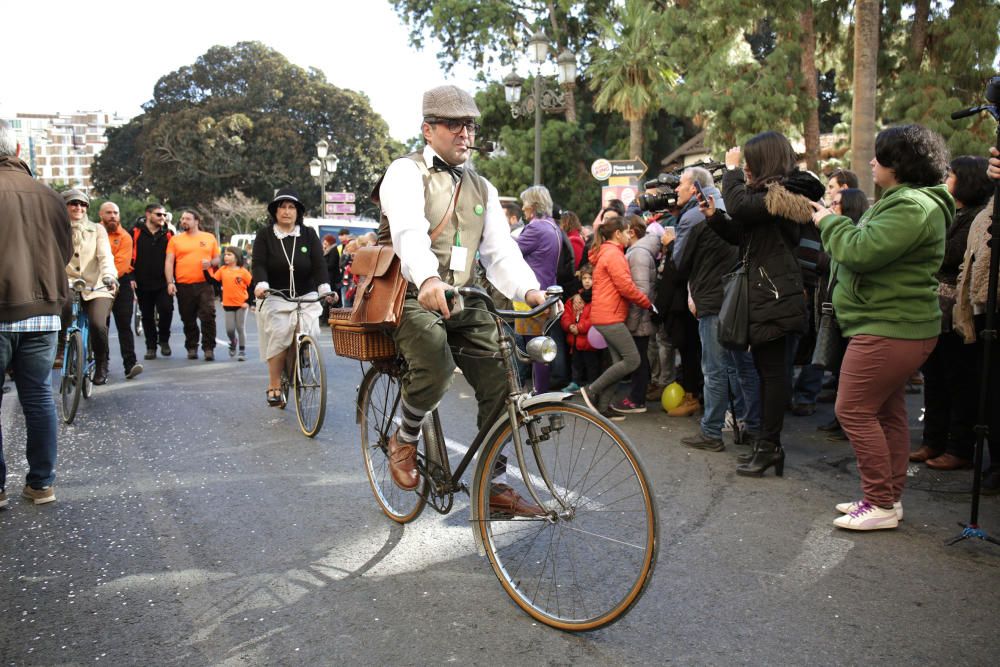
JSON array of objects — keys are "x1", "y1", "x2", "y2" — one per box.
[{"x1": 587, "y1": 326, "x2": 607, "y2": 349}]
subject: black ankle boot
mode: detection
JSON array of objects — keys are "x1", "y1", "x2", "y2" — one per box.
[{"x1": 736, "y1": 440, "x2": 784, "y2": 477}]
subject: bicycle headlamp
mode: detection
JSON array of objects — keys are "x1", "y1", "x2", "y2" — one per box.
[{"x1": 526, "y1": 336, "x2": 557, "y2": 364}]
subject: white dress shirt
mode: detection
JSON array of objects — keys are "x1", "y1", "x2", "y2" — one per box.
[{"x1": 378, "y1": 145, "x2": 540, "y2": 302}]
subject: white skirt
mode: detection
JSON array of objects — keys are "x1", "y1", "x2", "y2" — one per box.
[{"x1": 256, "y1": 293, "x2": 323, "y2": 361}]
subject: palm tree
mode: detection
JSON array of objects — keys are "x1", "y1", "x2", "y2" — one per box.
[
  {"x1": 589, "y1": 0, "x2": 678, "y2": 161},
  {"x1": 851, "y1": 0, "x2": 879, "y2": 198}
]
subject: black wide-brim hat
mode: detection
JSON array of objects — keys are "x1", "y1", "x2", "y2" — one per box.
[{"x1": 268, "y1": 187, "x2": 305, "y2": 218}]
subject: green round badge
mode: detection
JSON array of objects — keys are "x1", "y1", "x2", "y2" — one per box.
[
  {"x1": 301, "y1": 246, "x2": 308, "y2": 253},
  {"x1": 474, "y1": 204, "x2": 485, "y2": 216}
]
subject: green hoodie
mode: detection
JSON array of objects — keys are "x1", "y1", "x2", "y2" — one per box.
[{"x1": 819, "y1": 183, "x2": 954, "y2": 340}]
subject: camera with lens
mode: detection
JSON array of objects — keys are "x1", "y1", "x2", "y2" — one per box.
[
  {"x1": 637, "y1": 173, "x2": 681, "y2": 213},
  {"x1": 636, "y1": 160, "x2": 728, "y2": 213}
]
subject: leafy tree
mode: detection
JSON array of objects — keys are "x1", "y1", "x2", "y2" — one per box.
[
  {"x1": 93, "y1": 42, "x2": 402, "y2": 214},
  {"x1": 588, "y1": 0, "x2": 679, "y2": 162}
]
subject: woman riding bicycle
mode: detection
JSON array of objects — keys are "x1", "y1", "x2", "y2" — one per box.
[
  {"x1": 58, "y1": 189, "x2": 117, "y2": 385},
  {"x1": 252, "y1": 188, "x2": 332, "y2": 406}
]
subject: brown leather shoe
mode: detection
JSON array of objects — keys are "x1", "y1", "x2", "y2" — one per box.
[
  {"x1": 925, "y1": 452, "x2": 972, "y2": 470},
  {"x1": 489, "y1": 484, "x2": 544, "y2": 517},
  {"x1": 909, "y1": 445, "x2": 943, "y2": 462},
  {"x1": 387, "y1": 430, "x2": 420, "y2": 491}
]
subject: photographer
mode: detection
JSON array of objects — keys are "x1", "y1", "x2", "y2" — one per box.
[
  {"x1": 674, "y1": 168, "x2": 760, "y2": 451},
  {"x1": 703, "y1": 131, "x2": 824, "y2": 478},
  {"x1": 813, "y1": 124, "x2": 952, "y2": 530}
]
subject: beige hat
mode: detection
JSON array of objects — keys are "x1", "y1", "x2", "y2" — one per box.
[
  {"x1": 422, "y1": 85, "x2": 480, "y2": 119},
  {"x1": 62, "y1": 188, "x2": 90, "y2": 205}
]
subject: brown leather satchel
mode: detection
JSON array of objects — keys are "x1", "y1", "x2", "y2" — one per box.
[
  {"x1": 349, "y1": 244, "x2": 407, "y2": 328},
  {"x1": 349, "y1": 177, "x2": 464, "y2": 329}
]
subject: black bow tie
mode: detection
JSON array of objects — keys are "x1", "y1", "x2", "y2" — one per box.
[{"x1": 432, "y1": 156, "x2": 464, "y2": 183}]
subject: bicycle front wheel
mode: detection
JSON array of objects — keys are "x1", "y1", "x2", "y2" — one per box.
[
  {"x1": 358, "y1": 364, "x2": 427, "y2": 523},
  {"x1": 475, "y1": 401, "x2": 658, "y2": 631},
  {"x1": 294, "y1": 335, "x2": 326, "y2": 438},
  {"x1": 61, "y1": 332, "x2": 84, "y2": 424},
  {"x1": 81, "y1": 343, "x2": 94, "y2": 399}
]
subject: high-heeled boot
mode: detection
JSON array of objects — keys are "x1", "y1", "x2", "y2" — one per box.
[{"x1": 736, "y1": 440, "x2": 784, "y2": 477}]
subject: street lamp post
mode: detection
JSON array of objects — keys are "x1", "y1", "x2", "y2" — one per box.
[
  {"x1": 503, "y1": 31, "x2": 577, "y2": 185},
  {"x1": 308, "y1": 138, "x2": 339, "y2": 217}
]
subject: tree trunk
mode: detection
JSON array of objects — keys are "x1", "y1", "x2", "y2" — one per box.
[
  {"x1": 800, "y1": 3, "x2": 820, "y2": 173},
  {"x1": 563, "y1": 85, "x2": 578, "y2": 124},
  {"x1": 629, "y1": 115, "x2": 644, "y2": 161},
  {"x1": 910, "y1": 0, "x2": 931, "y2": 67},
  {"x1": 851, "y1": 0, "x2": 880, "y2": 199}
]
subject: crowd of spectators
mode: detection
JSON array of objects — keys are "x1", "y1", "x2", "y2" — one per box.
[{"x1": 488, "y1": 126, "x2": 1000, "y2": 531}]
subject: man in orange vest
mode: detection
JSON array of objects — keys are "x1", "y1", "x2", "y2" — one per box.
[
  {"x1": 98, "y1": 202, "x2": 142, "y2": 379},
  {"x1": 165, "y1": 210, "x2": 220, "y2": 360}
]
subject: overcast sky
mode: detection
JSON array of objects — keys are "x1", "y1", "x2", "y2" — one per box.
[{"x1": 0, "y1": 0, "x2": 485, "y2": 141}]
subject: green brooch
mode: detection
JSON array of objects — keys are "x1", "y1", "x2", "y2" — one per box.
[
  {"x1": 474, "y1": 204, "x2": 485, "y2": 216},
  {"x1": 301, "y1": 246, "x2": 308, "y2": 253}
]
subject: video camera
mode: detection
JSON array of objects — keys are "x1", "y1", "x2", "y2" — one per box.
[{"x1": 636, "y1": 160, "x2": 727, "y2": 213}]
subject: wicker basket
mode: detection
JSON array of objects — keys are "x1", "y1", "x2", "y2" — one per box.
[{"x1": 328, "y1": 308, "x2": 397, "y2": 361}]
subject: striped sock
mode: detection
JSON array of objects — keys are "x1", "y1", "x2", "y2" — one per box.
[{"x1": 398, "y1": 397, "x2": 427, "y2": 444}]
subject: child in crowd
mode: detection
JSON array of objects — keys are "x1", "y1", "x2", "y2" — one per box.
[
  {"x1": 561, "y1": 266, "x2": 601, "y2": 391},
  {"x1": 207, "y1": 247, "x2": 253, "y2": 360}
]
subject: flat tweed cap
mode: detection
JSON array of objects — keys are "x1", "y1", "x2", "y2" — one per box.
[
  {"x1": 423, "y1": 85, "x2": 480, "y2": 119},
  {"x1": 62, "y1": 188, "x2": 90, "y2": 205}
]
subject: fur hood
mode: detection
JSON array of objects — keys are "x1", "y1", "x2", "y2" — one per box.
[{"x1": 763, "y1": 170, "x2": 825, "y2": 224}]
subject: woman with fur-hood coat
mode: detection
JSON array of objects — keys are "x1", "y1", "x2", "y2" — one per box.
[{"x1": 704, "y1": 131, "x2": 825, "y2": 478}]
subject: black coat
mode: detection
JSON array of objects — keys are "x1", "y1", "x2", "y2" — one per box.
[
  {"x1": 251, "y1": 225, "x2": 327, "y2": 295},
  {"x1": 675, "y1": 219, "x2": 738, "y2": 318},
  {"x1": 707, "y1": 169, "x2": 824, "y2": 346}
]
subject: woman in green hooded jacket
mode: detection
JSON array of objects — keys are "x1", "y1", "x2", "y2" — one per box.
[{"x1": 811, "y1": 124, "x2": 954, "y2": 532}]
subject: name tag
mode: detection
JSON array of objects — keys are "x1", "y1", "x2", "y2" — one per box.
[{"x1": 450, "y1": 245, "x2": 468, "y2": 272}]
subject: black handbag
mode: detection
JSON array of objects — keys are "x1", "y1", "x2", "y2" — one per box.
[
  {"x1": 718, "y1": 240, "x2": 751, "y2": 350},
  {"x1": 811, "y1": 268, "x2": 841, "y2": 369}
]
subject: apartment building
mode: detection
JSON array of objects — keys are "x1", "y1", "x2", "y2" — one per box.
[{"x1": 6, "y1": 111, "x2": 127, "y2": 195}]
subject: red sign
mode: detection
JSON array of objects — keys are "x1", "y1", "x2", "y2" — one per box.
[{"x1": 325, "y1": 192, "x2": 355, "y2": 203}]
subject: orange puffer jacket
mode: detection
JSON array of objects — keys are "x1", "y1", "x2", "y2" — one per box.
[{"x1": 590, "y1": 241, "x2": 651, "y2": 325}]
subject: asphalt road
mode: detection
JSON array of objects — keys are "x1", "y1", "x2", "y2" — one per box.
[{"x1": 2, "y1": 304, "x2": 999, "y2": 666}]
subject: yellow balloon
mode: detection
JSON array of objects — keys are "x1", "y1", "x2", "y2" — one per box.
[{"x1": 661, "y1": 382, "x2": 686, "y2": 411}]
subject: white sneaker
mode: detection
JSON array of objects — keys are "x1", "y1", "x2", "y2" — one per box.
[
  {"x1": 836, "y1": 499, "x2": 903, "y2": 522},
  {"x1": 833, "y1": 501, "x2": 899, "y2": 531}
]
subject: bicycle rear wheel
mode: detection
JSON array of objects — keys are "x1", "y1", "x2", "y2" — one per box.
[
  {"x1": 475, "y1": 401, "x2": 658, "y2": 631},
  {"x1": 294, "y1": 335, "x2": 326, "y2": 438},
  {"x1": 61, "y1": 332, "x2": 84, "y2": 424},
  {"x1": 358, "y1": 364, "x2": 427, "y2": 523}
]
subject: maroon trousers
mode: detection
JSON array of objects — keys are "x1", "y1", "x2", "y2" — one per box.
[{"x1": 836, "y1": 335, "x2": 937, "y2": 507}]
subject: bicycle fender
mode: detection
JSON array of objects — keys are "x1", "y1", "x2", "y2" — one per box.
[{"x1": 468, "y1": 393, "x2": 574, "y2": 557}]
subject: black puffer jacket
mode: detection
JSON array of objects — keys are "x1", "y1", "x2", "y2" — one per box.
[{"x1": 706, "y1": 168, "x2": 824, "y2": 346}]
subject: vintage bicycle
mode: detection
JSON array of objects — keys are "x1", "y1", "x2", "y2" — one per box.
[
  {"x1": 262, "y1": 289, "x2": 327, "y2": 438},
  {"x1": 60, "y1": 279, "x2": 113, "y2": 424},
  {"x1": 354, "y1": 286, "x2": 659, "y2": 631}
]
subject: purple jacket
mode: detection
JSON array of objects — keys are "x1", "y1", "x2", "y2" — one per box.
[{"x1": 516, "y1": 216, "x2": 561, "y2": 290}]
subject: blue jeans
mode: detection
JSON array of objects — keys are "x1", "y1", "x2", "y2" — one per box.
[
  {"x1": 0, "y1": 331, "x2": 59, "y2": 491},
  {"x1": 786, "y1": 334, "x2": 824, "y2": 404},
  {"x1": 728, "y1": 348, "x2": 761, "y2": 435},
  {"x1": 698, "y1": 315, "x2": 730, "y2": 439}
]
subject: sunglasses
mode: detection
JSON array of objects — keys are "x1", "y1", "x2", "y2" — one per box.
[
  {"x1": 152, "y1": 212, "x2": 166, "y2": 217},
  {"x1": 427, "y1": 118, "x2": 481, "y2": 134},
  {"x1": 68, "y1": 201, "x2": 88, "y2": 208}
]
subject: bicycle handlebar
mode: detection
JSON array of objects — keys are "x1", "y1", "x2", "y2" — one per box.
[
  {"x1": 455, "y1": 285, "x2": 564, "y2": 319},
  {"x1": 70, "y1": 279, "x2": 115, "y2": 294},
  {"x1": 262, "y1": 289, "x2": 327, "y2": 303}
]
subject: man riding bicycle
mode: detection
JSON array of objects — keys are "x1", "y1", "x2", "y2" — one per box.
[{"x1": 375, "y1": 85, "x2": 548, "y2": 516}]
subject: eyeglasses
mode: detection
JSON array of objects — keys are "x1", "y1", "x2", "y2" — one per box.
[
  {"x1": 426, "y1": 118, "x2": 480, "y2": 135},
  {"x1": 68, "y1": 201, "x2": 88, "y2": 208},
  {"x1": 152, "y1": 212, "x2": 166, "y2": 217}
]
